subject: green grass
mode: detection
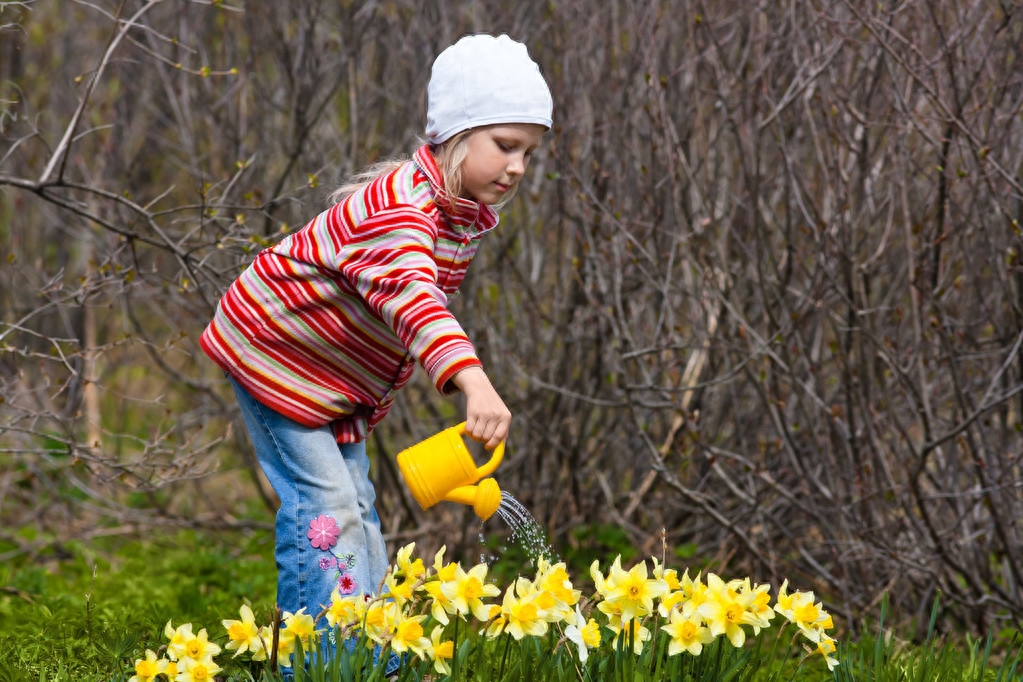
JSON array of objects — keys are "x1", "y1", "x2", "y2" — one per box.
[{"x1": 0, "y1": 529, "x2": 277, "y2": 681}]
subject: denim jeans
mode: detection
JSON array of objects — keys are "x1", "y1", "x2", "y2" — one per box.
[{"x1": 229, "y1": 376, "x2": 389, "y2": 622}]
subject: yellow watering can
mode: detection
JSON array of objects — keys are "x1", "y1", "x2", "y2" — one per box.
[{"x1": 396, "y1": 422, "x2": 505, "y2": 521}]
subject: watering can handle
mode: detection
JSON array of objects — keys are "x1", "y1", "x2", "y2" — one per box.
[{"x1": 455, "y1": 421, "x2": 506, "y2": 479}]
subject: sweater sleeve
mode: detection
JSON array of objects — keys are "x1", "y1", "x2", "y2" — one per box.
[{"x1": 336, "y1": 206, "x2": 482, "y2": 393}]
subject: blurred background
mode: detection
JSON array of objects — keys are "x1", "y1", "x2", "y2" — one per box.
[{"x1": 2, "y1": 0, "x2": 1022, "y2": 640}]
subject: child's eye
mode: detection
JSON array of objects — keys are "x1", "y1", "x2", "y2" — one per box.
[{"x1": 496, "y1": 141, "x2": 511, "y2": 151}]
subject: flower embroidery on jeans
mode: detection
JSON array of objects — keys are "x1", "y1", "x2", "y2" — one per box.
[
  {"x1": 308, "y1": 514, "x2": 341, "y2": 550},
  {"x1": 337, "y1": 573, "x2": 358, "y2": 595}
]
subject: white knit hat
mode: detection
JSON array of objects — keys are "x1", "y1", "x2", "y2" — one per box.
[{"x1": 426, "y1": 34, "x2": 553, "y2": 145}]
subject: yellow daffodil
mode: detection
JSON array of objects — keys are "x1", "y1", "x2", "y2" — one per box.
[
  {"x1": 423, "y1": 580, "x2": 454, "y2": 625},
  {"x1": 222, "y1": 604, "x2": 262, "y2": 657},
  {"x1": 590, "y1": 558, "x2": 610, "y2": 595},
  {"x1": 423, "y1": 547, "x2": 461, "y2": 624},
  {"x1": 382, "y1": 571, "x2": 417, "y2": 606},
  {"x1": 774, "y1": 581, "x2": 833, "y2": 641},
  {"x1": 482, "y1": 611, "x2": 508, "y2": 639},
  {"x1": 432, "y1": 546, "x2": 459, "y2": 583},
  {"x1": 279, "y1": 607, "x2": 319, "y2": 660},
  {"x1": 275, "y1": 631, "x2": 296, "y2": 668},
  {"x1": 174, "y1": 655, "x2": 221, "y2": 682},
  {"x1": 163, "y1": 621, "x2": 194, "y2": 661},
  {"x1": 813, "y1": 632, "x2": 840, "y2": 671},
  {"x1": 564, "y1": 605, "x2": 601, "y2": 662},
  {"x1": 603, "y1": 557, "x2": 667, "y2": 622},
  {"x1": 251, "y1": 626, "x2": 272, "y2": 661},
  {"x1": 697, "y1": 573, "x2": 759, "y2": 647},
  {"x1": 441, "y1": 562, "x2": 500, "y2": 620},
  {"x1": 394, "y1": 542, "x2": 427, "y2": 581},
  {"x1": 428, "y1": 625, "x2": 454, "y2": 675},
  {"x1": 362, "y1": 599, "x2": 399, "y2": 644},
  {"x1": 743, "y1": 579, "x2": 776, "y2": 634},
  {"x1": 499, "y1": 580, "x2": 548, "y2": 640},
  {"x1": 180, "y1": 627, "x2": 221, "y2": 662},
  {"x1": 326, "y1": 589, "x2": 366, "y2": 630},
  {"x1": 663, "y1": 610, "x2": 715, "y2": 656},
  {"x1": 128, "y1": 649, "x2": 160, "y2": 682},
  {"x1": 678, "y1": 569, "x2": 708, "y2": 619},
  {"x1": 533, "y1": 559, "x2": 580, "y2": 622},
  {"x1": 391, "y1": 612, "x2": 430, "y2": 657},
  {"x1": 651, "y1": 557, "x2": 682, "y2": 591},
  {"x1": 790, "y1": 594, "x2": 833, "y2": 641},
  {"x1": 658, "y1": 589, "x2": 687, "y2": 618}
]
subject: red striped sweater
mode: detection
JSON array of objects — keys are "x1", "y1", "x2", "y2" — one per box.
[{"x1": 200, "y1": 145, "x2": 498, "y2": 442}]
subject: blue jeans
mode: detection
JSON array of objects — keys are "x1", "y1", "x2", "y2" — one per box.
[{"x1": 229, "y1": 377, "x2": 389, "y2": 622}]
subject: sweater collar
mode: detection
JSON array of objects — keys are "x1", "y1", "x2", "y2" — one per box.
[{"x1": 413, "y1": 145, "x2": 499, "y2": 233}]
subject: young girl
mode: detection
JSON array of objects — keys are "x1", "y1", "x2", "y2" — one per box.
[{"x1": 199, "y1": 33, "x2": 552, "y2": 643}]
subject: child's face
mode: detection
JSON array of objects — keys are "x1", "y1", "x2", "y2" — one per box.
[{"x1": 459, "y1": 123, "x2": 546, "y2": 205}]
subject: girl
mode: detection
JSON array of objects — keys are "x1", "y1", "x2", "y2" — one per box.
[{"x1": 199, "y1": 33, "x2": 552, "y2": 650}]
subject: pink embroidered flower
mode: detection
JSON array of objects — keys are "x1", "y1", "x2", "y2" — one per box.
[
  {"x1": 307, "y1": 514, "x2": 341, "y2": 550},
  {"x1": 337, "y1": 573, "x2": 357, "y2": 595}
]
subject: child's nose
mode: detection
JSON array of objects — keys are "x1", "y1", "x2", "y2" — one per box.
[{"x1": 508, "y1": 154, "x2": 526, "y2": 176}]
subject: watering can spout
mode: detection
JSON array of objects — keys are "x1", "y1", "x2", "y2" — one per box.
[
  {"x1": 396, "y1": 423, "x2": 506, "y2": 521},
  {"x1": 445, "y1": 478, "x2": 502, "y2": 521}
]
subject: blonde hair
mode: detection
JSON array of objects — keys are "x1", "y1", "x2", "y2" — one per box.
[{"x1": 328, "y1": 129, "x2": 518, "y2": 208}]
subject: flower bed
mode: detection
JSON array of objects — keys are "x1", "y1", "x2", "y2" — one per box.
[{"x1": 130, "y1": 543, "x2": 837, "y2": 681}]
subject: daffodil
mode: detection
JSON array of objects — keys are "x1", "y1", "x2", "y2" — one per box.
[
  {"x1": 789, "y1": 592, "x2": 833, "y2": 642},
  {"x1": 128, "y1": 649, "x2": 161, "y2": 682},
  {"x1": 657, "y1": 589, "x2": 687, "y2": 618},
  {"x1": 275, "y1": 631, "x2": 296, "y2": 668},
  {"x1": 180, "y1": 627, "x2": 221, "y2": 662},
  {"x1": 394, "y1": 542, "x2": 427, "y2": 581},
  {"x1": 326, "y1": 589, "x2": 367, "y2": 630},
  {"x1": 677, "y1": 569, "x2": 708, "y2": 619},
  {"x1": 382, "y1": 570, "x2": 417, "y2": 606},
  {"x1": 251, "y1": 626, "x2": 272, "y2": 661},
  {"x1": 174, "y1": 655, "x2": 221, "y2": 682},
  {"x1": 533, "y1": 559, "x2": 580, "y2": 622},
  {"x1": 427, "y1": 625, "x2": 454, "y2": 676},
  {"x1": 498, "y1": 579, "x2": 548, "y2": 640},
  {"x1": 362, "y1": 599, "x2": 399, "y2": 644},
  {"x1": 279, "y1": 607, "x2": 319, "y2": 660},
  {"x1": 441, "y1": 562, "x2": 501, "y2": 620},
  {"x1": 774, "y1": 580, "x2": 833, "y2": 642},
  {"x1": 813, "y1": 632, "x2": 840, "y2": 671},
  {"x1": 663, "y1": 610, "x2": 715, "y2": 656},
  {"x1": 696, "y1": 573, "x2": 759, "y2": 647},
  {"x1": 602, "y1": 557, "x2": 667, "y2": 622},
  {"x1": 391, "y1": 612, "x2": 430, "y2": 657},
  {"x1": 651, "y1": 557, "x2": 681, "y2": 591},
  {"x1": 564, "y1": 605, "x2": 601, "y2": 662},
  {"x1": 163, "y1": 621, "x2": 194, "y2": 661},
  {"x1": 222, "y1": 604, "x2": 262, "y2": 657},
  {"x1": 743, "y1": 579, "x2": 776, "y2": 634},
  {"x1": 423, "y1": 547, "x2": 460, "y2": 624}
]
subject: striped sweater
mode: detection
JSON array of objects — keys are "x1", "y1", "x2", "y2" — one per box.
[{"x1": 200, "y1": 145, "x2": 498, "y2": 442}]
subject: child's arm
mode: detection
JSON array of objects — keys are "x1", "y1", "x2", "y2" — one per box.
[{"x1": 449, "y1": 366, "x2": 511, "y2": 450}]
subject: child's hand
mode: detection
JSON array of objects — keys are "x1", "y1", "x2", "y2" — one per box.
[{"x1": 450, "y1": 367, "x2": 511, "y2": 449}]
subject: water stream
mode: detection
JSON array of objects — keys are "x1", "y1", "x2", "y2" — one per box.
[{"x1": 480, "y1": 491, "x2": 557, "y2": 567}]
